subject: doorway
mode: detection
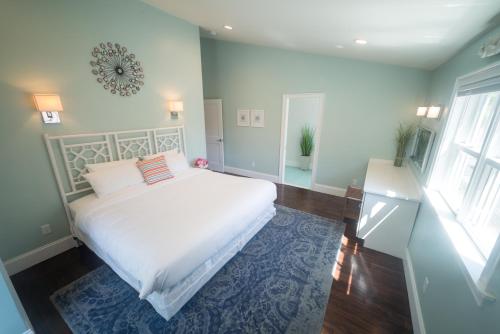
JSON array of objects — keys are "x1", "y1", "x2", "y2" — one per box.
[
  {"x1": 279, "y1": 93, "x2": 324, "y2": 189},
  {"x1": 204, "y1": 99, "x2": 224, "y2": 172}
]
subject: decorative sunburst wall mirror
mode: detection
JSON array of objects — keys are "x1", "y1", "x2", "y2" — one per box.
[{"x1": 90, "y1": 42, "x2": 144, "y2": 96}]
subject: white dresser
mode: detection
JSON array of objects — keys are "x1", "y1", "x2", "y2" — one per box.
[{"x1": 357, "y1": 159, "x2": 422, "y2": 259}]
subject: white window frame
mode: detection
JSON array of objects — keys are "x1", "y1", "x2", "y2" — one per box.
[
  {"x1": 441, "y1": 94, "x2": 500, "y2": 218},
  {"x1": 426, "y1": 61, "x2": 500, "y2": 306}
]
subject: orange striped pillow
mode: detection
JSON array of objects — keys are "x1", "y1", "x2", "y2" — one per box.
[{"x1": 136, "y1": 155, "x2": 174, "y2": 185}]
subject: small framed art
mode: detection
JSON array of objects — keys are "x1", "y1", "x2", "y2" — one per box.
[
  {"x1": 237, "y1": 109, "x2": 250, "y2": 126},
  {"x1": 251, "y1": 110, "x2": 265, "y2": 128}
]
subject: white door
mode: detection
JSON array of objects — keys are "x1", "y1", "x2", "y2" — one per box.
[{"x1": 204, "y1": 99, "x2": 224, "y2": 172}]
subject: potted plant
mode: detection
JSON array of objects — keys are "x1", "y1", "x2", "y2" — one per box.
[
  {"x1": 394, "y1": 123, "x2": 416, "y2": 167},
  {"x1": 299, "y1": 125, "x2": 315, "y2": 170}
]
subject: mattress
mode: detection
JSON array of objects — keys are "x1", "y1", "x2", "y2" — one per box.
[{"x1": 69, "y1": 168, "x2": 277, "y2": 300}]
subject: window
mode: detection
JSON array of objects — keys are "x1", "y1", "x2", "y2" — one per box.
[{"x1": 432, "y1": 71, "x2": 500, "y2": 261}]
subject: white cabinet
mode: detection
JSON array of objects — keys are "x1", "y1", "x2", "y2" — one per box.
[{"x1": 357, "y1": 159, "x2": 421, "y2": 259}]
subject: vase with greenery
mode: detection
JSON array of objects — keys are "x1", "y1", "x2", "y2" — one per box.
[
  {"x1": 394, "y1": 123, "x2": 416, "y2": 167},
  {"x1": 299, "y1": 125, "x2": 315, "y2": 170}
]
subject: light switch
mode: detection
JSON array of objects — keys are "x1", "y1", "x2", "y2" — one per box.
[
  {"x1": 423, "y1": 276, "x2": 430, "y2": 294},
  {"x1": 41, "y1": 224, "x2": 52, "y2": 235}
]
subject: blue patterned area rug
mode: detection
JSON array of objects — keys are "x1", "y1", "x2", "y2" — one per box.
[{"x1": 51, "y1": 205, "x2": 344, "y2": 333}]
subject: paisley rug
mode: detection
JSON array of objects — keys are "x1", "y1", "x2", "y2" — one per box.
[{"x1": 51, "y1": 205, "x2": 344, "y2": 333}]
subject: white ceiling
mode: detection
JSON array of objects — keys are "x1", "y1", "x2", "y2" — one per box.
[{"x1": 143, "y1": 0, "x2": 500, "y2": 70}]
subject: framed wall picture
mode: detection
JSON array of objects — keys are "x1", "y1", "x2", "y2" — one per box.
[
  {"x1": 411, "y1": 126, "x2": 435, "y2": 173},
  {"x1": 237, "y1": 109, "x2": 250, "y2": 126},
  {"x1": 251, "y1": 110, "x2": 265, "y2": 128}
]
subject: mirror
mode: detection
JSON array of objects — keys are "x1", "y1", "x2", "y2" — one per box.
[{"x1": 411, "y1": 127, "x2": 435, "y2": 172}]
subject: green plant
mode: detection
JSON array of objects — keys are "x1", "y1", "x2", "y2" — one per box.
[
  {"x1": 300, "y1": 125, "x2": 315, "y2": 156},
  {"x1": 394, "y1": 123, "x2": 416, "y2": 167}
]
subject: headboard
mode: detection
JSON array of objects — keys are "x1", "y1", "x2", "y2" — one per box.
[{"x1": 44, "y1": 126, "x2": 186, "y2": 231}]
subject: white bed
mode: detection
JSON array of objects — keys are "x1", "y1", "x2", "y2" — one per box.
[{"x1": 45, "y1": 127, "x2": 277, "y2": 320}]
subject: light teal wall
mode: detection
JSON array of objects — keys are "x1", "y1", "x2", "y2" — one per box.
[
  {"x1": 0, "y1": 0, "x2": 206, "y2": 260},
  {"x1": 408, "y1": 26, "x2": 500, "y2": 334},
  {"x1": 0, "y1": 260, "x2": 31, "y2": 333},
  {"x1": 429, "y1": 26, "x2": 500, "y2": 107},
  {"x1": 200, "y1": 38, "x2": 430, "y2": 187}
]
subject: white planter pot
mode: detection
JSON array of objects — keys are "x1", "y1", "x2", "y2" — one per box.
[{"x1": 299, "y1": 155, "x2": 311, "y2": 170}]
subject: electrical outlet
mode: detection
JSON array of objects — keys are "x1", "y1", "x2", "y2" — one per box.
[
  {"x1": 41, "y1": 224, "x2": 51, "y2": 235},
  {"x1": 422, "y1": 276, "x2": 430, "y2": 295},
  {"x1": 352, "y1": 178, "x2": 358, "y2": 186},
  {"x1": 251, "y1": 161, "x2": 256, "y2": 168}
]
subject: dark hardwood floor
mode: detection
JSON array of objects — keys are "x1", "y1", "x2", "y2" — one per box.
[
  {"x1": 11, "y1": 183, "x2": 412, "y2": 334},
  {"x1": 274, "y1": 184, "x2": 413, "y2": 334}
]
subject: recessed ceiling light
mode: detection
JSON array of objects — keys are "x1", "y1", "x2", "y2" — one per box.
[
  {"x1": 354, "y1": 39, "x2": 368, "y2": 45},
  {"x1": 223, "y1": 25, "x2": 233, "y2": 30},
  {"x1": 336, "y1": 45, "x2": 344, "y2": 49}
]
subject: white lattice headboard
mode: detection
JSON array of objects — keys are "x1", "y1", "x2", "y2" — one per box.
[{"x1": 44, "y1": 126, "x2": 186, "y2": 230}]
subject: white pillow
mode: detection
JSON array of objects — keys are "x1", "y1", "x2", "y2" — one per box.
[
  {"x1": 145, "y1": 149, "x2": 178, "y2": 160},
  {"x1": 166, "y1": 152, "x2": 190, "y2": 174},
  {"x1": 84, "y1": 163, "x2": 144, "y2": 197},
  {"x1": 146, "y1": 150, "x2": 189, "y2": 174},
  {"x1": 86, "y1": 158, "x2": 138, "y2": 173}
]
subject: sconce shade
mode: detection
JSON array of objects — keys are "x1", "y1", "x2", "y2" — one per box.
[
  {"x1": 33, "y1": 94, "x2": 63, "y2": 112},
  {"x1": 168, "y1": 100, "x2": 183, "y2": 112},
  {"x1": 416, "y1": 107, "x2": 428, "y2": 117},
  {"x1": 427, "y1": 106, "x2": 441, "y2": 119}
]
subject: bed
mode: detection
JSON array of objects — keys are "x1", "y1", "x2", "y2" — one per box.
[{"x1": 45, "y1": 126, "x2": 277, "y2": 320}]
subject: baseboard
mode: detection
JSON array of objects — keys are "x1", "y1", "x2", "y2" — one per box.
[
  {"x1": 311, "y1": 183, "x2": 346, "y2": 197},
  {"x1": 285, "y1": 160, "x2": 300, "y2": 168},
  {"x1": 5, "y1": 236, "x2": 77, "y2": 276},
  {"x1": 285, "y1": 161, "x2": 313, "y2": 170},
  {"x1": 403, "y1": 249, "x2": 426, "y2": 334},
  {"x1": 224, "y1": 166, "x2": 279, "y2": 183}
]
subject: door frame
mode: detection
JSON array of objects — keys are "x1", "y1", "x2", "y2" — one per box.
[
  {"x1": 278, "y1": 93, "x2": 325, "y2": 186},
  {"x1": 204, "y1": 98, "x2": 224, "y2": 173}
]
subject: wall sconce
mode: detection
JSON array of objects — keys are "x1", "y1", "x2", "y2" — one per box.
[
  {"x1": 416, "y1": 107, "x2": 428, "y2": 117},
  {"x1": 426, "y1": 106, "x2": 441, "y2": 119},
  {"x1": 416, "y1": 105, "x2": 442, "y2": 119},
  {"x1": 168, "y1": 100, "x2": 183, "y2": 119},
  {"x1": 33, "y1": 94, "x2": 63, "y2": 123}
]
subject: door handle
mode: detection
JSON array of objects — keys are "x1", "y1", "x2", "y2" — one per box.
[{"x1": 217, "y1": 138, "x2": 223, "y2": 142}]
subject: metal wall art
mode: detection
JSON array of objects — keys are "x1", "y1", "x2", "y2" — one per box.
[
  {"x1": 90, "y1": 42, "x2": 144, "y2": 96},
  {"x1": 478, "y1": 35, "x2": 500, "y2": 59}
]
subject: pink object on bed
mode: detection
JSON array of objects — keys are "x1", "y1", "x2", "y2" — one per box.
[{"x1": 194, "y1": 158, "x2": 208, "y2": 169}]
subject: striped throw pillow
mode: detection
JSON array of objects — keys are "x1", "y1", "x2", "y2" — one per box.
[{"x1": 136, "y1": 155, "x2": 174, "y2": 185}]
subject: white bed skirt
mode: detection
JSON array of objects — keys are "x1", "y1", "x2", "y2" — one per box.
[{"x1": 77, "y1": 204, "x2": 276, "y2": 321}]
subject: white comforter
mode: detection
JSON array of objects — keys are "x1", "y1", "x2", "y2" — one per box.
[{"x1": 70, "y1": 168, "x2": 276, "y2": 299}]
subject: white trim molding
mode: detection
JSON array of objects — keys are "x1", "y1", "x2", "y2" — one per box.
[
  {"x1": 311, "y1": 183, "x2": 346, "y2": 197},
  {"x1": 223, "y1": 166, "x2": 279, "y2": 183},
  {"x1": 279, "y1": 93, "x2": 325, "y2": 185},
  {"x1": 5, "y1": 236, "x2": 77, "y2": 275},
  {"x1": 285, "y1": 160, "x2": 300, "y2": 168},
  {"x1": 224, "y1": 167, "x2": 348, "y2": 198},
  {"x1": 423, "y1": 61, "x2": 500, "y2": 306},
  {"x1": 404, "y1": 249, "x2": 427, "y2": 334}
]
